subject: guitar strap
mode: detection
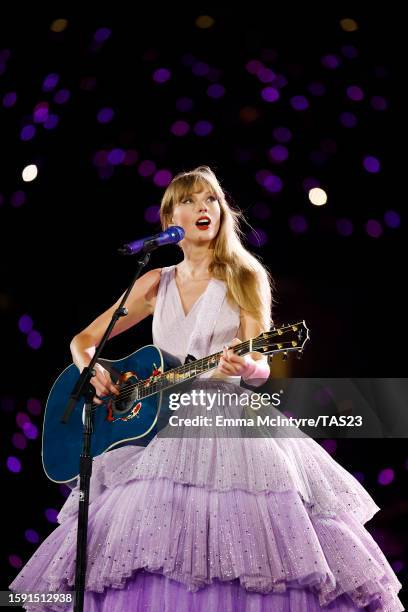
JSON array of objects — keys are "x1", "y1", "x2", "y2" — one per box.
[{"x1": 184, "y1": 278, "x2": 227, "y2": 362}]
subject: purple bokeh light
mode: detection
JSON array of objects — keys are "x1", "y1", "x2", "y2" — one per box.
[
  {"x1": 3, "y1": 91, "x2": 17, "y2": 107},
  {"x1": 7, "y1": 456, "x2": 22, "y2": 473},
  {"x1": 97, "y1": 107, "x2": 114, "y2": 124},
  {"x1": 11, "y1": 433, "x2": 27, "y2": 450},
  {"x1": 16, "y1": 412, "x2": 30, "y2": 428},
  {"x1": 153, "y1": 68, "x2": 171, "y2": 83},
  {"x1": 264, "y1": 173, "x2": 283, "y2": 193},
  {"x1": 145, "y1": 205, "x2": 160, "y2": 223},
  {"x1": 45, "y1": 508, "x2": 59, "y2": 524},
  {"x1": 257, "y1": 67, "x2": 276, "y2": 83},
  {"x1": 25, "y1": 529, "x2": 40, "y2": 544},
  {"x1": 273, "y1": 126, "x2": 292, "y2": 143},
  {"x1": 27, "y1": 398, "x2": 42, "y2": 415},
  {"x1": 290, "y1": 95, "x2": 309, "y2": 110},
  {"x1": 94, "y1": 27, "x2": 112, "y2": 43},
  {"x1": 346, "y1": 85, "x2": 364, "y2": 101},
  {"x1": 27, "y1": 330, "x2": 43, "y2": 349},
  {"x1": 20, "y1": 125, "x2": 36, "y2": 141},
  {"x1": 171, "y1": 120, "x2": 190, "y2": 136},
  {"x1": 289, "y1": 214, "x2": 308, "y2": 233},
  {"x1": 336, "y1": 218, "x2": 354, "y2": 237},
  {"x1": 153, "y1": 169, "x2": 173, "y2": 187},
  {"x1": 18, "y1": 314, "x2": 33, "y2": 333},
  {"x1": 363, "y1": 156, "x2": 381, "y2": 173},
  {"x1": 339, "y1": 112, "x2": 357, "y2": 128},
  {"x1": 321, "y1": 55, "x2": 341, "y2": 69},
  {"x1": 268, "y1": 145, "x2": 289, "y2": 162},
  {"x1": 54, "y1": 89, "x2": 71, "y2": 104},
  {"x1": 384, "y1": 210, "x2": 400, "y2": 229},
  {"x1": 42, "y1": 73, "x2": 60, "y2": 92},
  {"x1": 44, "y1": 114, "x2": 59, "y2": 129},
  {"x1": 207, "y1": 83, "x2": 225, "y2": 98},
  {"x1": 107, "y1": 148, "x2": 125, "y2": 165},
  {"x1": 365, "y1": 220, "x2": 383, "y2": 238},
  {"x1": 33, "y1": 102, "x2": 49, "y2": 123},
  {"x1": 8, "y1": 555, "x2": 22, "y2": 569},
  {"x1": 22, "y1": 422, "x2": 39, "y2": 440},
  {"x1": 194, "y1": 120, "x2": 213, "y2": 136},
  {"x1": 370, "y1": 96, "x2": 387, "y2": 111},
  {"x1": 246, "y1": 60, "x2": 264, "y2": 75},
  {"x1": 11, "y1": 191, "x2": 27, "y2": 208},
  {"x1": 261, "y1": 87, "x2": 280, "y2": 103},
  {"x1": 138, "y1": 160, "x2": 156, "y2": 177},
  {"x1": 378, "y1": 468, "x2": 395, "y2": 486}
]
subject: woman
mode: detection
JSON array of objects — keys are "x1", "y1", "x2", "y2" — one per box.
[{"x1": 10, "y1": 166, "x2": 403, "y2": 610}]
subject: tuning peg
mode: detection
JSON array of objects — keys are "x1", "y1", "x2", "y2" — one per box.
[
  {"x1": 296, "y1": 350, "x2": 303, "y2": 359},
  {"x1": 281, "y1": 351, "x2": 288, "y2": 360}
]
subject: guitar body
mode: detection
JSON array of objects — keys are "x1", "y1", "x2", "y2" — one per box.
[
  {"x1": 41, "y1": 321, "x2": 309, "y2": 483},
  {"x1": 42, "y1": 345, "x2": 182, "y2": 483}
]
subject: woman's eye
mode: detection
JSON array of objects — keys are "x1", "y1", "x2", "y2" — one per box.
[{"x1": 181, "y1": 196, "x2": 217, "y2": 204}]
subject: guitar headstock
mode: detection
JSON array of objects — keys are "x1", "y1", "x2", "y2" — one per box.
[{"x1": 250, "y1": 320, "x2": 310, "y2": 360}]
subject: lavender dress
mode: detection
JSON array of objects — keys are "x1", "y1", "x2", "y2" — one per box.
[{"x1": 9, "y1": 266, "x2": 404, "y2": 610}]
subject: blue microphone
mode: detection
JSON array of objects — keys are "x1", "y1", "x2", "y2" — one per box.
[{"x1": 118, "y1": 226, "x2": 185, "y2": 255}]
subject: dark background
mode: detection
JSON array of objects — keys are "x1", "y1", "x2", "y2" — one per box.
[{"x1": 1, "y1": 6, "x2": 406, "y2": 606}]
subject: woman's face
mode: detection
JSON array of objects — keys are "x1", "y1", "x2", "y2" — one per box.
[{"x1": 170, "y1": 186, "x2": 221, "y2": 244}]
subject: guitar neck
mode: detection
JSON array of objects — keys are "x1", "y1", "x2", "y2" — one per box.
[
  {"x1": 135, "y1": 321, "x2": 308, "y2": 398},
  {"x1": 141, "y1": 340, "x2": 254, "y2": 397}
]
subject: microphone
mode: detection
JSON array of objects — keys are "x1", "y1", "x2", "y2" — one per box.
[{"x1": 118, "y1": 226, "x2": 185, "y2": 255}]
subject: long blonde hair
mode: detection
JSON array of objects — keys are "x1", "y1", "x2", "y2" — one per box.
[{"x1": 160, "y1": 166, "x2": 274, "y2": 332}]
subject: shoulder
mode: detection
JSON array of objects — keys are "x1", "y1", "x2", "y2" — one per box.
[{"x1": 144, "y1": 267, "x2": 164, "y2": 313}]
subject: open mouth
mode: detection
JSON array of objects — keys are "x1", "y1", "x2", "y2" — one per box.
[{"x1": 195, "y1": 217, "x2": 211, "y2": 229}]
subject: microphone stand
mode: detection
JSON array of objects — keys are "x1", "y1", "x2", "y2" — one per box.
[{"x1": 61, "y1": 249, "x2": 152, "y2": 612}]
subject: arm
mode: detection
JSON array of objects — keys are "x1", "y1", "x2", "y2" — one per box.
[
  {"x1": 238, "y1": 308, "x2": 270, "y2": 387},
  {"x1": 70, "y1": 267, "x2": 162, "y2": 403},
  {"x1": 218, "y1": 309, "x2": 270, "y2": 387}
]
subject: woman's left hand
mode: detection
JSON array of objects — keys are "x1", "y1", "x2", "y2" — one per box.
[{"x1": 217, "y1": 337, "x2": 255, "y2": 377}]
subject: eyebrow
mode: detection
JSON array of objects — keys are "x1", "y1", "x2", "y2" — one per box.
[{"x1": 182, "y1": 191, "x2": 214, "y2": 198}]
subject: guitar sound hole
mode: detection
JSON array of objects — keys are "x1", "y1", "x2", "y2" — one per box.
[{"x1": 112, "y1": 378, "x2": 137, "y2": 415}]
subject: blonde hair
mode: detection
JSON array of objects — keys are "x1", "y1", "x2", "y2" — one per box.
[{"x1": 159, "y1": 165, "x2": 274, "y2": 332}]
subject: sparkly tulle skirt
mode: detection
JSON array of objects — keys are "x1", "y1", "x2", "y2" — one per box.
[{"x1": 9, "y1": 380, "x2": 404, "y2": 611}]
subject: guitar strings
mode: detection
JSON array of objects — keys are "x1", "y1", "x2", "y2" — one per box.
[{"x1": 102, "y1": 324, "x2": 305, "y2": 406}]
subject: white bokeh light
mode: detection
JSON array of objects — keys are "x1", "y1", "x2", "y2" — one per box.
[
  {"x1": 22, "y1": 164, "x2": 38, "y2": 182},
  {"x1": 308, "y1": 187, "x2": 327, "y2": 206}
]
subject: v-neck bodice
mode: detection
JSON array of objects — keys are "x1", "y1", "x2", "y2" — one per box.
[
  {"x1": 172, "y1": 266, "x2": 214, "y2": 319},
  {"x1": 152, "y1": 265, "x2": 241, "y2": 381}
]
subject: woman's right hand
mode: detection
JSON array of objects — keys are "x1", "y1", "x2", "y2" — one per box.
[{"x1": 83, "y1": 362, "x2": 120, "y2": 405}]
